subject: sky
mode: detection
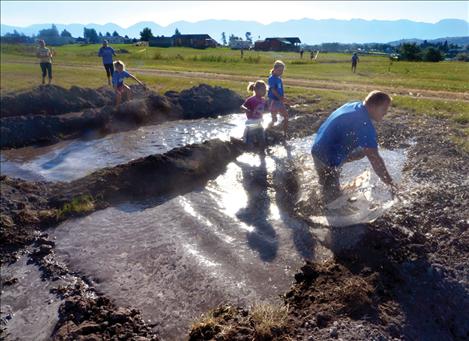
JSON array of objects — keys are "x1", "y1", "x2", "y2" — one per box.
[{"x1": 1, "y1": 1, "x2": 468, "y2": 27}]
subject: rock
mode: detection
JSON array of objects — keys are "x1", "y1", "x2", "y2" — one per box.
[{"x1": 330, "y1": 326, "x2": 339, "y2": 338}]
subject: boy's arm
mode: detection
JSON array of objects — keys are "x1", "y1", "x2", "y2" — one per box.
[
  {"x1": 271, "y1": 88, "x2": 284, "y2": 102},
  {"x1": 129, "y1": 74, "x2": 144, "y2": 86},
  {"x1": 363, "y1": 147, "x2": 395, "y2": 187}
]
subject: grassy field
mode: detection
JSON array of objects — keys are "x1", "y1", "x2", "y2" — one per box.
[{"x1": 1, "y1": 43, "x2": 468, "y2": 132}]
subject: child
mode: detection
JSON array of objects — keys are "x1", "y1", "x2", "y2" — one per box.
[
  {"x1": 241, "y1": 80, "x2": 267, "y2": 152},
  {"x1": 36, "y1": 39, "x2": 53, "y2": 85},
  {"x1": 112, "y1": 60, "x2": 145, "y2": 106},
  {"x1": 267, "y1": 60, "x2": 288, "y2": 136}
]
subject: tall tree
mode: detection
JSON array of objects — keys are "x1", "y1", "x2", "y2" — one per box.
[
  {"x1": 83, "y1": 27, "x2": 99, "y2": 43},
  {"x1": 60, "y1": 29, "x2": 72, "y2": 38},
  {"x1": 140, "y1": 27, "x2": 154, "y2": 41},
  {"x1": 221, "y1": 32, "x2": 227, "y2": 46},
  {"x1": 175, "y1": 28, "x2": 181, "y2": 36},
  {"x1": 245, "y1": 32, "x2": 252, "y2": 43},
  {"x1": 112, "y1": 30, "x2": 120, "y2": 37}
]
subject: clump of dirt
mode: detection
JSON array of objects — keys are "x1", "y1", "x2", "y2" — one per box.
[
  {"x1": 0, "y1": 85, "x2": 115, "y2": 117},
  {"x1": 165, "y1": 83, "x2": 244, "y2": 119}
]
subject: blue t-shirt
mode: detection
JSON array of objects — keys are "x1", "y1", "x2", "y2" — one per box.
[
  {"x1": 112, "y1": 70, "x2": 131, "y2": 87},
  {"x1": 268, "y1": 74, "x2": 283, "y2": 100},
  {"x1": 98, "y1": 46, "x2": 115, "y2": 64},
  {"x1": 312, "y1": 101, "x2": 377, "y2": 167}
]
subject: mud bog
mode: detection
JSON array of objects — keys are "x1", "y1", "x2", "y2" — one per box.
[{"x1": 0, "y1": 90, "x2": 468, "y2": 341}]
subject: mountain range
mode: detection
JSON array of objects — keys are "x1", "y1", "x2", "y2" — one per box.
[{"x1": 1, "y1": 19, "x2": 468, "y2": 44}]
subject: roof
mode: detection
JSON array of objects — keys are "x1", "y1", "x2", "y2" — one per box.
[
  {"x1": 265, "y1": 37, "x2": 301, "y2": 44},
  {"x1": 174, "y1": 34, "x2": 214, "y2": 39}
]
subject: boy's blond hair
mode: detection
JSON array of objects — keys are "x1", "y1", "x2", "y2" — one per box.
[
  {"x1": 270, "y1": 60, "x2": 286, "y2": 74},
  {"x1": 364, "y1": 90, "x2": 392, "y2": 106},
  {"x1": 113, "y1": 60, "x2": 126, "y2": 69},
  {"x1": 247, "y1": 80, "x2": 267, "y2": 93}
]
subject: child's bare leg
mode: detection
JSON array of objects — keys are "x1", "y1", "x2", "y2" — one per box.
[
  {"x1": 281, "y1": 109, "x2": 289, "y2": 136},
  {"x1": 123, "y1": 85, "x2": 131, "y2": 102},
  {"x1": 268, "y1": 112, "x2": 277, "y2": 129},
  {"x1": 115, "y1": 92, "x2": 122, "y2": 106}
]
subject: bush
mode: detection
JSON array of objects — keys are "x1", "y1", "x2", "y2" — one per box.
[
  {"x1": 422, "y1": 47, "x2": 443, "y2": 62},
  {"x1": 456, "y1": 52, "x2": 469, "y2": 62}
]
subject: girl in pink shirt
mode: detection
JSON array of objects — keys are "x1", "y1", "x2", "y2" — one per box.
[{"x1": 241, "y1": 80, "x2": 267, "y2": 151}]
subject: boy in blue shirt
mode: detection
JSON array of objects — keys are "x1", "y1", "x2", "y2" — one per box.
[
  {"x1": 267, "y1": 60, "x2": 289, "y2": 137},
  {"x1": 98, "y1": 40, "x2": 116, "y2": 85},
  {"x1": 312, "y1": 90, "x2": 396, "y2": 202}
]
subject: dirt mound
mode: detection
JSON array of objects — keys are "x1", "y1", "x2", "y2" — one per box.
[
  {"x1": 0, "y1": 85, "x2": 116, "y2": 117},
  {"x1": 165, "y1": 83, "x2": 244, "y2": 119},
  {"x1": 1, "y1": 84, "x2": 244, "y2": 149},
  {"x1": 0, "y1": 93, "x2": 174, "y2": 149}
]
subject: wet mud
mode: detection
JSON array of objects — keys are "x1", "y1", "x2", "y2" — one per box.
[{"x1": 1, "y1": 97, "x2": 467, "y2": 340}]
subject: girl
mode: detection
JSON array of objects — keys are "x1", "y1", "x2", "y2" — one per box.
[
  {"x1": 112, "y1": 60, "x2": 145, "y2": 106},
  {"x1": 267, "y1": 60, "x2": 288, "y2": 136},
  {"x1": 241, "y1": 80, "x2": 267, "y2": 151},
  {"x1": 36, "y1": 40, "x2": 53, "y2": 85}
]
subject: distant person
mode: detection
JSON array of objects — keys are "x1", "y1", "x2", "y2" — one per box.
[
  {"x1": 241, "y1": 80, "x2": 267, "y2": 152},
  {"x1": 310, "y1": 51, "x2": 315, "y2": 60},
  {"x1": 300, "y1": 48, "x2": 304, "y2": 59},
  {"x1": 351, "y1": 52, "x2": 359, "y2": 73},
  {"x1": 240, "y1": 47, "x2": 244, "y2": 58},
  {"x1": 311, "y1": 91, "x2": 397, "y2": 202},
  {"x1": 267, "y1": 60, "x2": 289, "y2": 137},
  {"x1": 36, "y1": 39, "x2": 53, "y2": 85},
  {"x1": 112, "y1": 60, "x2": 145, "y2": 106},
  {"x1": 98, "y1": 40, "x2": 117, "y2": 85}
]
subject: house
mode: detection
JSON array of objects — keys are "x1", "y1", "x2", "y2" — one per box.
[
  {"x1": 254, "y1": 37, "x2": 301, "y2": 52},
  {"x1": 229, "y1": 38, "x2": 252, "y2": 50},
  {"x1": 172, "y1": 34, "x2": 217, "y2": 49},
  {"x1": 149, "y1": 36, "x2": 173, "y2": 48}
]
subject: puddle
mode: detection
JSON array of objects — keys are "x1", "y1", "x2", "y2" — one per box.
[
  {"x1": 0, "y1": 257, "x2": 63, "y2": 341},
  {"x1": 49, "y1": 136, "x2": 407, "y2": 339},
  {"x1": 0, "y1": 113, "x2": 271, "y2": 182}
]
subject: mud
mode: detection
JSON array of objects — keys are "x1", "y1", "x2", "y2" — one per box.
[
  {"x1": 1, "y1": 103, "x2": 467, "y2": 340},
  {"x1": 0, "y1": 84, "x2": 243, "y2": 149},
  {"x1": 189, "y1": 113, "x2": 469, "y2": 340}
]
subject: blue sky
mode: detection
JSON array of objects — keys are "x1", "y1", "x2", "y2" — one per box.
[{"x1": 1, "y1": 1, "x2": 468, "y2": 27}]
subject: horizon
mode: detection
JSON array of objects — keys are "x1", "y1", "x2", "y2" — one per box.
[{"x1": 1, "y1": 1, "x2": 469, "y2": 27}]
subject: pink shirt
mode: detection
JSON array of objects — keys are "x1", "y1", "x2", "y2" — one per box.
[{"x1": 243, "y1": 95, "x2": 266, "y2": 120}]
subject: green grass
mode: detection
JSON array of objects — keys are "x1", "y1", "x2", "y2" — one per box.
[
  {"x1": 2, "y1": 43, "x2": 469, "y2": 92},
  {"x1": 57, "y1": 195, "x2": 95, "y2": 219}
]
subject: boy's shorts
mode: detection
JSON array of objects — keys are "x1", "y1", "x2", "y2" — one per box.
[{"x1": 269, "y1": 99, "x2": 285, "y2": 112}]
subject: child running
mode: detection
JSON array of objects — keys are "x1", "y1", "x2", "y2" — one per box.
[
  {"x1": 112, "y1": 60, "x2": 145, "y2": 106},
  {"x1": 241, "y1": 80, "x2": 267, "y2": 152},
  {"x1": 267, "y1": 60, "x2": 289, "y2": 136}
]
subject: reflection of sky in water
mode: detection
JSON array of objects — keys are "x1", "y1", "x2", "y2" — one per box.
[{"x1": 1, "y1": 113, "x2": 272, "y2": 182}]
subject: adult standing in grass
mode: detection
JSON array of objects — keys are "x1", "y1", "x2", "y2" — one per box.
[
  {"x1": 311, "y1": 91, "x2": 397, "y2": 202},
  {"x1": 98, "y1": 40, "x2": 117, "y2": 85},
  {"x1": 36, "y1": 39, "x2": 53, "y2": 85},
  {"x1": 351, "y1": 52, "x2": 359, "y2": 73}
]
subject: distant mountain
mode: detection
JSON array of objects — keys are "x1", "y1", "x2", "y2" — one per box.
[
  {"x1": 2, "y1": 18, "x2": 468, "y2": 44},
  {"x1": 388, "y1": 36, "x2": 469, "y2": 46}
]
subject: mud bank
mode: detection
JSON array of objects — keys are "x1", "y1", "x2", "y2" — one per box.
[
  {"x1": 189, "y1": 114, "x2": 469, "y2": 340},
  {"x1": 0, "y1": 84, "x2": 243, "y2": 149}
]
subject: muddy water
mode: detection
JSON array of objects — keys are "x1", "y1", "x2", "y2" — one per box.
[
  {"x1": 0, "y1": 257, "x2": 63, "y2": 341},
  {"x1": 0, "y1": 113, "x2": 271, "y2": 182},
  {"x1": 49, "y1": 136, "x2": 407, "y2": 339}
]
